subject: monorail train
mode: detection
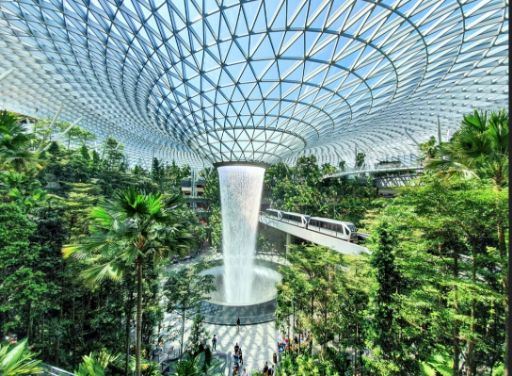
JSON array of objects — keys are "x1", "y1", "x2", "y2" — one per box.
[{"x1": 264, "y1": 209, "x2": 358, "y2": 243}]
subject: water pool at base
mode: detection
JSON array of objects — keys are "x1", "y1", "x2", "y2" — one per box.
[{"x1": 201, "y1": 262, "x2": 281, "y2": 306}]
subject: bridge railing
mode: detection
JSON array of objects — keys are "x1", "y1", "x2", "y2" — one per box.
[{"x1": 41, "y1": 364, "x2": 74, "y2": 376}]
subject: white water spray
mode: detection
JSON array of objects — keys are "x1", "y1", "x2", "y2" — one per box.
[{"x1": 218, "y1": 164, "x2": 265, "y2": 305}]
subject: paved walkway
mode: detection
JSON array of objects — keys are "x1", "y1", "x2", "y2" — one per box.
[
  {"x1": 160, "y1": 311, "x2": 278, "y2": 374},
  {"x1": 160, "y1": 251, "x2": 286, "y2": 374},
  {"x1": 207, "y1": 320, "x2": 277, "y2": 373}
]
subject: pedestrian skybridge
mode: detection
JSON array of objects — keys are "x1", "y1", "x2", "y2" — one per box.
[{"x1": 259, "y1": 209, "x2": 369, "y2": 256}]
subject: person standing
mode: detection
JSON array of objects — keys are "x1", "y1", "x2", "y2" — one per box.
[
  {"x1": 239, "y1": 348, "x2": 243, "y2": 365},
  {"x1": 263, "y1": 361, "x2": 269, "y2": 376},
  {"x1": 157, "y1": 342, "x2": 164, "y2": 362},
  {"x1": 273, "y1": 351, "x2": 278, "y2": 365},
  {"x1": 236, "y1": 316, "x2": 241, "y2": 333},
  {"x1": 212, "y1": 334, "x2": 217, "y2": 351}
]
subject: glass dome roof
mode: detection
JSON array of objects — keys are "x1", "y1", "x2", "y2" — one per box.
[{"x1": 0, "y1": 0, "x2": 508, "y2": 167}]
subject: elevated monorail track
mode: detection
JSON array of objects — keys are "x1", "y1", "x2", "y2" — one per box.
[{"x1": 259, "y1": 209, "x2": 370, "y2": 256}]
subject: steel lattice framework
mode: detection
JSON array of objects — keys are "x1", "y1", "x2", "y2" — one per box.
[{"x1": 0, "y1": 0, "x2": 508, "y2": 168}]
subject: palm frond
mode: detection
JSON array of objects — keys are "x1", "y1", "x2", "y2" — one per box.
[
  {"x1": 62, "y1": 244, "x2": 79, "y2": 259},
  {"x1": 90, "y1": 207, "x2": 115, "y2": 228},
  {"x1": 80, "y1": 262, "x2": 123, "y2": 288},
  {"x1": 0, "y1": 339, "x2": 42, "y2": 375}
]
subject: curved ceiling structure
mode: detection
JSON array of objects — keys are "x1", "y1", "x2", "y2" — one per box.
[{"x1": 0, "y1": 0, "x2": 508, "y2": 168}]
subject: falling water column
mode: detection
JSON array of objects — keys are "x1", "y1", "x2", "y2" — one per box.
[{"x1": 217, "y1": 164, "x2": 265, "y2": 305}]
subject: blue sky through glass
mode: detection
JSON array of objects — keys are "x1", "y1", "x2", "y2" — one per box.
[{"x1": 0, "y1": 0, "x2": 507, "y2": 166}]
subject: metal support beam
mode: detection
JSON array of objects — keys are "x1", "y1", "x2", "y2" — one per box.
[
  {"x1": 41, "y1": 115, "x2": 83, "y2": 152},
  {"x1": 0, "y1": 68, "x2": 14, "y2": 81},
  {"x1": 61, "y1": 116, "x2": 83, "y2": 135},
  {"x1": 285, "y1": 233, "x2": 292, "y2": 260},
  {"x1": 404, "y1": 129, "x2": 419, "y2": 145},
  {"x1": 48, "y1": 104, "x2": 64, "y2": 130},
  {"x1": 437, "y1": 116, "x2": 442, "y2": 145}
]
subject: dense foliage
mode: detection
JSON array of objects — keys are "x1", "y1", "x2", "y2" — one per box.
[
  {"x1": 0, "y1": 111, "x2": 204, "y2": 371},
  {"x1": 0, "y1": 108, "x2": 507, "y2": 376},
  {"x1": 264, "y1": 155, "x2": 379, "y2": 226},
  {"x1": 164, "y1": 262, "x2": 214, "y2": 359},
  {"x1": 271, "y1": 110, "x2": 508, "y2": 375}
]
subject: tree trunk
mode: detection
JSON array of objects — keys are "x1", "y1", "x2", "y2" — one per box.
[
  {"x1": 466, "y1": 240, "x2": 479, "y2": 376},
  {"x1": 27, "y1": 301, "x2": 32, "y2": 341},
  {"x1": 355, "y1": 324, "x2": 359, "y2": 375},
  {"x1": 125, "y1": 311, "x2": 131, "y2": 375},
  {"x1": 453, "y1": 250, "x2": 460, "y2": 376},
  {"x1": 494, "y1": 187, "x2": 508, "y2": 376},
  {"x1": 180, "y1": 310, "x2": 186, "y2": 359},
  {"x1": 125, "y1": 274, "x2": 135, "y2": 375},
  {"x1": 135, "y1": 257, "x2": 143, "y2": 376},
  {"x1": 497, "y1": 215, "x2": 505, "y2": 259},
  {"x1": 287, "y1": 313, "x2": 290, "y2": 352},
  {"x1": 291, "y1": 300, "x2": 295, "y2": 340},
  {"x1": 494, "y1": 185, "x2": 506, "y2": 286}
]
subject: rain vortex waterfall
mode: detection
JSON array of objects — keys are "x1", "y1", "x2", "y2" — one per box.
[{"x1": 218, "y1": 165, "x2": 265, "y2": 305}]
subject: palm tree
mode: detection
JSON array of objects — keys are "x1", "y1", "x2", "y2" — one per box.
[
  {"x1": 0, "y1": 111, "x2": 40, "y2": 173},
  {"x1": 0, "y1": 339, "x2": 42, "y2": 375},
  {"x1": 424, "y1": 109, "x2": 508, "y2": 255},
  {"x1": 172, "y1": 352, "x2": 224, "y2": 376},
  {"x1": 74, "y1": 355, "x2": 107, "y2": 376},
  {"x1": 64, "y1": 188, "x2": 192, "y2": 376},
  {"x1": 74, "y1": 350, "x2": 163, "y2": 376},
  {"x1": 74, "y1": 350, "x2": 120, "y2": 376}
]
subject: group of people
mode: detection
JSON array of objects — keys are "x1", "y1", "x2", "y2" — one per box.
[
  {"x1": 232, "y1": 342, "x2": 247, "y2": 375},
  {"x1": 213, "y1": 334, "x2": 248, "y2": 375},
  {"x1": 210, "y1": 322, "x2": 299, "y2": 375},
  {"x1": 261, "y1": 360, "x2": 276, "y2": 375},
  {"x1": 276, "y1": 331, "x2": 310, "y2": 353},
  {"x1": 259, "y1": 349, "x2": 279, "y2": 375}
]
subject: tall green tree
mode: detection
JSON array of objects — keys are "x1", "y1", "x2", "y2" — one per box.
[
  {"x1": 0, "y1": 203, "x2": 47, "y2": 340},
  {"x1": 425, "y1": 109, "x2": 508, "y2": 255},
  {"x1": 276, "y1": 244, "x2": 351, "y2": 362},
  {"x1": 164, "y1": 262, "x2": 214, "y2": 358},
  {"x1": 64, "y1": 189, "x2": 191, "y2": 376},
  {"x1": 355, "y1": 152, "x2": 365, "y2": 169},
  {"x1": 366, "y1": 221, "x2": 403, "y2": 374},
  {"x1": 366, "y1": 175, "x2": 507, "y2": 375},
  {"x1": 424, "y1": 109, "x2": 508, "y2": 374}
]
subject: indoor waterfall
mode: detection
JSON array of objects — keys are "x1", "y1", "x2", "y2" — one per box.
[{"x1": 218, "y1": 164, "x2": 265, "y2": 305}]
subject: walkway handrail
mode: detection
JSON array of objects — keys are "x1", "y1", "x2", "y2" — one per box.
[{"x1": 41, "y1": 363, "x2": 74, "y2": 376}]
